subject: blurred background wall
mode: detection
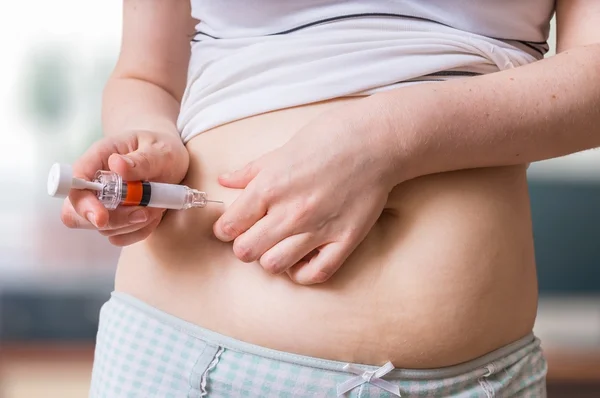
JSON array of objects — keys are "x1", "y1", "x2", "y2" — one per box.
[
  {"x1": 0, "y1": 2, "x2": 122, "y2": 397},
  {"x1": 0, "y1": 3, "x2": 598, "y2": 397}
]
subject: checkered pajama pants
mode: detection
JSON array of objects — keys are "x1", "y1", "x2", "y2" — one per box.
[{"x1": 89, "y1": 292, "x2": 547, "y2": 398}]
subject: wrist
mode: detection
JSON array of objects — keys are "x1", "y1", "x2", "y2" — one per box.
[
  {"x1": 134, "y1": 128, "x2": 190, "y2": 184},
  {"x1": 361, "y1": 91, "x2": 425, "y2": 187},
  {"x1": 160, "y1": 131, "x2": 189, "y2": 184}
]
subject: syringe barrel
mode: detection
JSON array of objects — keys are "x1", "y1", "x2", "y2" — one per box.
[
  {"x1": 145, "y1": 182, "x2": 188, "y2": 209},
  {"x1": 93, "y1": 170, "x2": 200, "y2": 210}
]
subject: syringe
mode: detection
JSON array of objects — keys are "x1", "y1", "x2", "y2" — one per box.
[{"x1": 47, "y1": 163, "x2": 223, "y2": 210}]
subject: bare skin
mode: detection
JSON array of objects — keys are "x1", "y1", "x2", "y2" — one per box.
[
  {"x1": 114, "y1": 98, "x2": 538, "y2": 367},
  {"x1": 62, "y1": 0, "x2": 598, "y2": 369}
]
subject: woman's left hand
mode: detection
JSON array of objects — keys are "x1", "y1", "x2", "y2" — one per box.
[{"x1": 213, "y1": 100, "x2": 402, "y2": 285}]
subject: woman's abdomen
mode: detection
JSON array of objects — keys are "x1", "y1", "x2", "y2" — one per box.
[{"x1": 114, "y1": 97, "x2": 539, "y2": 368}]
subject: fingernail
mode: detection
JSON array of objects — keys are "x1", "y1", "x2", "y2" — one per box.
[
  {"x1": 120, "y1": 155, "x2": 135, "y2": 167},
  {"x1": 128, "y1": 210, "x2": 147, "y2": 224},
  {"x1": 85, "y1": 212, "x2": 97, "y2": 227},
  {"x1": 215, "y1": 221, "x2": 235, "y2": 242}
]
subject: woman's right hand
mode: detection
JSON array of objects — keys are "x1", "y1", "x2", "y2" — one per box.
[{"x1": 61, "y1": 130, "x2": 190, "y2": 247}]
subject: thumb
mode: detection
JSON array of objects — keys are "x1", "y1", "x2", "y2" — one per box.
[
  {"x1": 107, "y1": 146, "x2": 163, "y2": 182},
  {"x1": 218, "y1": 160, "x2": 261, "y2": 189}
]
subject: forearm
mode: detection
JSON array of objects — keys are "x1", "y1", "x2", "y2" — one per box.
[
  {"x1": 101, "y1": 75, "x2": 183, "y2": 140},
  {"x1": 372, "y1": 43, "x2": 600, "y2": 182}
]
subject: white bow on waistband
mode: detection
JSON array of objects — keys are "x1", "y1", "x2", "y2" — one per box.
[{"x1": 336, "y1": 361, "x2": 401, "y2": 396}]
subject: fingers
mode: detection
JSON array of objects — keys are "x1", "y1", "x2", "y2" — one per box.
[
  {"x1": 258, "y1": 233, "x2": 317, "y2": 275},
  {"x1": 107, "y1": 153, "x2": 136, "y2": 178},
  {"x1": 231, "y1": 212, "x2": 298, "y2": 263},
  {"x1": 218, "y1": 161, "x2": 261, "y2": 189},
  {"x1": 286, "y1": 242, "x2": 354, "y2": 285},
  {"x1": 108, "y1": 138, "x2": 180, "y2": 182},
  {"x1": 61, "y1": 198, "x2": 96, "y2": 229},
  {"x1": 99, "y1": 208, "x2": 165, "y2": 234},
  {"x1": 213, "y1": 182, "x2": 269, "y2": 242},
  {"x1": 61, "y1": 132, "x2": 184, "y2": 249},
  {"x1": 66, "y1": 190, "x2": 109, "y2": 228},
  {"x1": 62, "y1": 195, "x2": 163, "y2": 247},
  {"x1": 66, "y1": 133, "x2": 178, "y2": 228},
  {"x1": 107, "y1": 217, "x2": 162, "y2": 247},
  {"x1": 67, "y1": 136, "x2": 136, "y2": 228},
  {"x1": 71, "y1": 136, "x2": 136, "y2": 180},
  {"x1": 62, "y1": 197, "x2": 163, "y2": 231}
]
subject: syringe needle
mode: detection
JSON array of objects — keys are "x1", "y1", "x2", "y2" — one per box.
[{"x1": 206, "y1": 199, "x2": 224, "y2": 204}]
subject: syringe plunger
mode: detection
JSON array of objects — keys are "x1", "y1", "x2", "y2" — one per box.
[{"x1": 47, "y1": 163, "x2": 103, "y2": 198}]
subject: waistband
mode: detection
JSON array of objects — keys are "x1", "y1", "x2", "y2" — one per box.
[{"x1": 109, "y1": 291, "x2": 540, "y2": 380}]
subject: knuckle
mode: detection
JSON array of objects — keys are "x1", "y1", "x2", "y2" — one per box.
[
  {"x1": 150, "y1": 140, "x2": 173, "y2": 161},
  {"x1": 150, "y1": 138, "x2": 170, "y2": 152},
  {"x1": 341, "y1": 226, "x2": 361, "y2": 242},
  {"x1": 78, "y1": 139, "x2": 109, "y2": 165},
  {"x1": 136, "y1": 150, "x2": 152, "y2": 168},
  {"x1": 60, "y1": 211, "x2": 79, "y2": 229},
  {"x1": 290, "y1": 208, "x2": 308, "y2": 226},
  {"x1": 233, "y1": 241, "x2": 255, "y2": 262},
  {"x1": 256, "y1": 176, "x2": 279, "y2": 201},
  {"x1": 220, "y1": 222, "x2": 240, "y2": 238},
  {"x1": 304, "y1": 192, "x2": 320, "y2": 210},
  {"x1": 291, "y1": 198, "x2": 317, "y2": 225},
  {"x1": 96, "y1": 137, "x2": 112, "y2": 150},
  {"x1": 260, "y1": 255, "x2": 281, "y2": 274},
  {"x1": 244, "y1": 161, "x2": 259, "y2": 177},
  {"x1": 123, "y1": 132, "x2": 139, "y2": 151},
  {"x1": 85, "y1": 139, "x2": 105, "y2": 157}
]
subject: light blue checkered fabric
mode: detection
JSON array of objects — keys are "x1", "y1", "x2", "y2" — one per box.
[
  {"x1": 89, "y1": 295, "x2": 220, "y2": 398},
  {"x1": 89, "y1": 292, "x2": 547, "y2": 397}
]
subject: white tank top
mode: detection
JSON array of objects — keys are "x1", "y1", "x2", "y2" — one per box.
[{"x1": 177, "y1": 0, "x2": 555, "y2": 142}]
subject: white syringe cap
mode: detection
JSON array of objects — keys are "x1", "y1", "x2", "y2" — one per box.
[{"x1": 47, "y1": 163, "x2": 74, "y2": 198}]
